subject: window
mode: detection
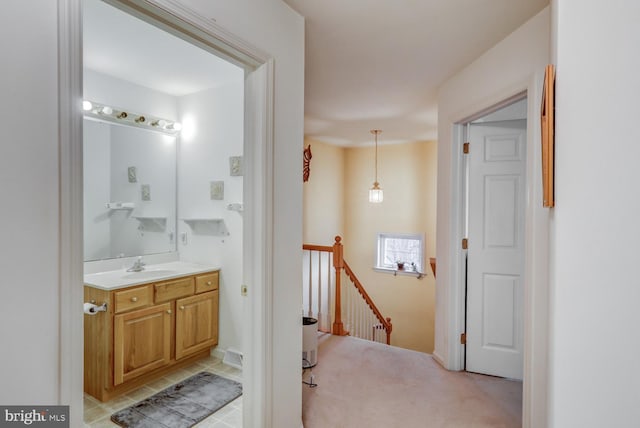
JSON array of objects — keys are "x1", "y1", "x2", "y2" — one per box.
[{"x1": 375, "y1": 233, "x2": 425, "y2": 273}]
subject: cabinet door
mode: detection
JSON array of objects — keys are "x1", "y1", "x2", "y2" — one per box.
[
  {"x1": 175, "y1": 290, "x2": 219, "y2": 360},
  {"x1": 114, "y1": 303, "x2": 171, "y2": 385}
]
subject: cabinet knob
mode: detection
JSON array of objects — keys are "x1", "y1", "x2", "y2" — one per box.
[
  {"x1": 180, "y1": 306, "x2": 185, "y2": 310},
  {"x1": 166, "y1": 310, "x2": 172, "y2": 314},
  {"x1": 130, "y1": 297, "x2": 138, "y2": 302},
  {"x1": 207, "y1": 281, "x2": 212, "y2": 286}
]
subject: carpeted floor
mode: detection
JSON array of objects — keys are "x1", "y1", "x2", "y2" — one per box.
[{"x1": 302, "y1": 334, "x2": 522, "y2": 428}]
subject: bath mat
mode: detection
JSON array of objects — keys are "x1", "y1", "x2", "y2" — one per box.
[{"x1": 111, "y1": 372, "x2": 242, "y2": 428}]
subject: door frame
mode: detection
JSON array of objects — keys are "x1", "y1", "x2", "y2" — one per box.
[
  {"x1": 445, "y1": 77, "x2": 551, "y2": 427},
  {"x1": 58, "y1": 0, "x2": 275, "y2": 426}
]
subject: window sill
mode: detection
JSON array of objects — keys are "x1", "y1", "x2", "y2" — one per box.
[{"x1": 373, "y1": 267, "x2": 426, "y2": 279}]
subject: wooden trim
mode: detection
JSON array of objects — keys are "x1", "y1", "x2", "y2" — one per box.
[
  {"x1": 541, "y1": 64, "x2": 555, "y2": 208},
  {"x1": 343, "y1": 261, "x2": 392, "y2": 344},
  {"x1": 302, "y1": 244, "x2": 333, "y2": 252}
]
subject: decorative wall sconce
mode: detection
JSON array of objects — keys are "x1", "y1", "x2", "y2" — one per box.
[
  {"x1": 541, "y1": 64, "x2": 555, "y2": 208},
  {"x1": 303, "y1": 144, "x2": 312, "y2": 182}
]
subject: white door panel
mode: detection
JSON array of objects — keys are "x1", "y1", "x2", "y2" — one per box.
[{"x1": 466, "y1": 123, "x2": 525, "y2": 380}]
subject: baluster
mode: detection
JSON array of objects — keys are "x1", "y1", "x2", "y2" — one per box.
[
  {"x1": 370, "y1": 313, "x2": 374, "y2": 341},
  {"x1": 307, "y1": 251, "x2": 313, "y2": 317},
  {"x1": 358, "y1": 296, "x2": 363, "y2": 339},
  {"x1": 317, "y1": 251, "x2": 322, "y2": 325},
  {"x1": 326, "y1": 252, "x2": 332, "y2": 333},
  {"x1": 348, "y1": 278, "x2": 354, "y2": 335}
]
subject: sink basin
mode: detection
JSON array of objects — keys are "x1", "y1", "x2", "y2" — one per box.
[{"x1": 122, "y1": 269, "x2": 178, "y2": 279}]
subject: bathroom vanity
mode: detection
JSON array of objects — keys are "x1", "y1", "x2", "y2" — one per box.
[{"x1": 83, "y1": 262, "x2": 220, "y2": 402}]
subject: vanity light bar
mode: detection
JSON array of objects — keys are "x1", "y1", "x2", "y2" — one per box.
[{"x1": 82, "y1": 100, "x2": 182, "y2": 135}]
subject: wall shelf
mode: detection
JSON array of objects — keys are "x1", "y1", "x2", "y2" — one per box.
[
  {"x1": 106, "y1": 202, "x2": 135, "y2": 210},
  {"x1": 133, "y1": 216, "x2": 167, "y2": 231},
  {"x1": 181, "y1": 218, "x2": 229, "y2": 236}
]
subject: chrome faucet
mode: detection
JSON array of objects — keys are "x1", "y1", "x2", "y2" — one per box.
[{"x1": 126, "y1": 256, "x2": 146, "y2": 272}]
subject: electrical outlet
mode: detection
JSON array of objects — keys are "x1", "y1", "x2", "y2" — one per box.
[{"x1": 241, "y1": 284, "x2": 248, "y2": 296}]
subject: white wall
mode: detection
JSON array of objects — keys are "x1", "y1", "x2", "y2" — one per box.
[
  {"x1": 549, "y1": 1, "x2": 640, "y2": 426},
  {"x1": 84, "y1": 120, "x2": 111, "y2": 260},
  {"x1": 178, "y1": 80, "x2": 245, "y2": 354},
  {"x1": 436, "y1": 7, "x2": 549, "y2": 427},
  {"x1": 0, "y1": 0, "x2": 60, "y2": 404},
  {"x1": 0, "y1": 2, "x2": 303, "y2": 428}
]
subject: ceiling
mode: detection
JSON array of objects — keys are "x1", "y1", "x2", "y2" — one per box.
[
  {"x1": 282, "y1": 0, "x2": 548, "y2": 146},
  {"x1": 83, "y1": 0, "x2": 242, "y2": 97}
]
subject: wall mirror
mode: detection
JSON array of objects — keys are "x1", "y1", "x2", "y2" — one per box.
[{"x1": 83, "y1": 118, "x2": 177, "y2": 261}]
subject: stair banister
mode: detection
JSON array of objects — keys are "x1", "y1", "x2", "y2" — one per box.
[
  {"x1": 343, "y1": 261, "x2": 393, "y2": 344},
  {"x1": 302, "y1": 235, "x2": 392, "y2": 344}
]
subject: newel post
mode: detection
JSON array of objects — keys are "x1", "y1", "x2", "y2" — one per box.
[{"x1": 332, "y1": 236, "x2": 347, "y2": 336}]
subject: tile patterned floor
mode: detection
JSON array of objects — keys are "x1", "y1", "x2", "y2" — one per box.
[{"x1": 83, "y1": 356, "x2": 242, "y2": 428}]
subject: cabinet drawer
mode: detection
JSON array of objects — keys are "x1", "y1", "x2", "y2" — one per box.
[
  {"x1": 195, "y1": 272, "x2": 219, "y2": 294},
  {"x1": 114, "y1": 285, "x2": 153, "y2": 313},
  {"x1": 154, "y1": 277, "x2": 194, "y2": 303}
]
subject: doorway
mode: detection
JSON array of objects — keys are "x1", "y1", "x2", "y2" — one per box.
[
  {"x1": 59, "y1": 0, "x2": 275, "y2": 426},
  {"x1": 462, "y1": 97, "x2": 527, "y2": 380}
]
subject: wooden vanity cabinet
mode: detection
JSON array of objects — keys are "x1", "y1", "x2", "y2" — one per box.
[
  {"x1": 114, "y1": 303, "x2": 172, "y2": 385},
  {"x1": 84, "y1": 270, "x2": 219, "y2": 402},
  {"x1": 176, "y1": 290, "x2": 219, "y2": 359}
]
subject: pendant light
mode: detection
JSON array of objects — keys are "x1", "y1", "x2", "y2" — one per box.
[{"x1": 369, "y1": 129, "x2": 383, "y2": 203}]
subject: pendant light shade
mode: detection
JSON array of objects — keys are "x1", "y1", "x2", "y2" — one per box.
[{"x1": 369, "y1": 129, "x2": 383, "y2": 203}]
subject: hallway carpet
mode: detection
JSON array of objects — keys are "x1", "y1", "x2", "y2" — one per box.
[{"x1": 302, "y1": 334, "x2": 522, "y2": 428}]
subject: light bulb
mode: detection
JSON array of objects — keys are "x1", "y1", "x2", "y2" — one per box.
[
  {"x1": 82, "y1": 100, "x2": 93, "y2": 111},
  {"x1": 172, "y1": 122, "x2": 183, "y2": 131},
  {"x1": 101, "y1": 106, "x2": 113, "y2": 115}
]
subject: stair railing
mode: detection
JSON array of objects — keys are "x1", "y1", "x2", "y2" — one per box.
[{"x1": 302, "y1": 236, "x2": 392, "y2": 344}]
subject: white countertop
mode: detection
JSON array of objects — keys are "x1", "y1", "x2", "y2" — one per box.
[{"x1": 84, "y1": 261, "x2": 220, "y2": 290}]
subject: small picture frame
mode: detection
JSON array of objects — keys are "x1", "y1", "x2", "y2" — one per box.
[
  {"x1": 128, "y1": 166, "x2": 137, "y2": 183},
  {"x1": 141, "y1": 184, "x2": 151, "y2": 201},
  {"x1": 210, "y1": 181, "x2": 224, "y2": 200},
  {"x1": 229, "y1": 156, "x2": 243, "y2": 176}
]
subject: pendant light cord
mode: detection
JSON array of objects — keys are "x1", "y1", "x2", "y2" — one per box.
[
  {"x1": 372, "y1": 129, "x2": 381, "y2": 184},
  {"x1": 375, "y1": 131, "x2": 378, "y2": 183}
]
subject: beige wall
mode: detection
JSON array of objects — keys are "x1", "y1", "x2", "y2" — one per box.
[
  {"x1": 304, "y1": 139, "x2": 437, "y2": 353},
  {"x1": 303, "y1": 138, "x2": 345, "y2": 243}
]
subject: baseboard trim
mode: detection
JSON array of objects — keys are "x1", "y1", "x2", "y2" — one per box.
[
  {"x1": 432, "y1": 351, "x2": 446, "y2": 369},
  {"x1": 211, "y1": 347, "x2": 226, "y2": 361}
]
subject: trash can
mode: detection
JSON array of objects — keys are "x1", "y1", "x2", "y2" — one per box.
[{"x1": 302, "y1": 317, "x2": 318, "y2": 368}]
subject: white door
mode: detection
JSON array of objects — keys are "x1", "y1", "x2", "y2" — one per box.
[{"x1": 466, "y1": 121, "x2": 526, "y2": 380}]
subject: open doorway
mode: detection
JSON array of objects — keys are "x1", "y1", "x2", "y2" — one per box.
[{"x1": 75, "y1": 0, "x2": 272, "y2": 425}]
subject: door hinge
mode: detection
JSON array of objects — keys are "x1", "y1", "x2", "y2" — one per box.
[
  {"x1": 462, "y1": 238, "x2": 468, "y2": 250},
  {"x1": 460, "y1": 333, "x2": 467, "y2": 345},
  {"x1": 463, "y1": 142, "x2": 470, "y2": 154}
]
